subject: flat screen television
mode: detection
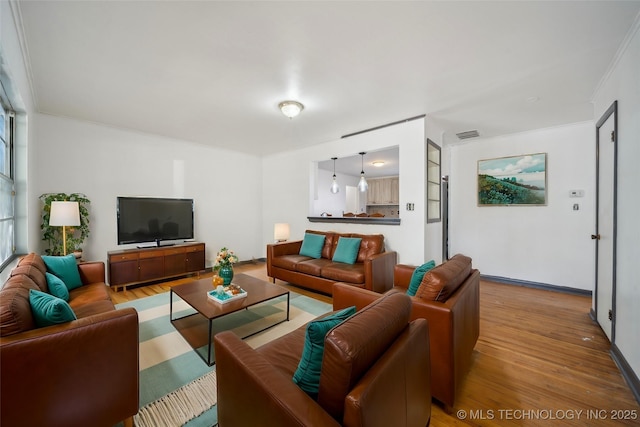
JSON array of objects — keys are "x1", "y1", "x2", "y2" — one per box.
[{"x1": 117, "y1": 197, "x2": 194, "y2": 246}]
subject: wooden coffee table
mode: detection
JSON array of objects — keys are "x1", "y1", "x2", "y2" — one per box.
[{"x1": 169, "y1": 273, "x2": 290, "y2": 366}]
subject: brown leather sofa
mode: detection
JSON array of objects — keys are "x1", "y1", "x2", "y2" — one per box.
[
  {"x1": 266, "y1": 230, "x2": 397, "y2": 295},
  {"x1": 0, "y1": 253, "x2": 139, "y2": 427},
  {"x1": 333, "y1": 254, "x2": 480, "y2": 410},
  {"x1": 214, "y1": 291, "x2": 431, "y2": 426}
]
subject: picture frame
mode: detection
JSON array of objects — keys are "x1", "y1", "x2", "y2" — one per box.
[{"x1": 478, "y1": 153, "x2": 547, "y2": 206}]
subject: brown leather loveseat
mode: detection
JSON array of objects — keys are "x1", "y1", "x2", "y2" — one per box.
[
  {"x1": 333, "y1": 254, "x2": 480, "y2": 410},
  {"x1": 267, "y1": 230, "x2": 397, "y2": 295},
  {"x1": 0, "y1": 253, "x2": 139, "y2": 427},
  {"x1": 214, "y1": 291, "x2": 431, "y2": 426}
]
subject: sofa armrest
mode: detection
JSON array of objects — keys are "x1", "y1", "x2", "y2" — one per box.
[
  {"x1": 267, "y1": 240, "x2": 303, "y2": 258},
  {"x1": 394, "y1": 264, "x2": 416, "y2": 289},
  {"x1": 0, "y1": 308, "x2": 139, "y2": 427},
  {"x1": 214, "y1": 331, "x2": 340, "y2": 427},
  {"x1": 332, "y1": 282, "x2": 401, "y2": 311},
  {"x1": 266, "y1": 241, "x2": 303, "y2": 278},
  {"x1": 364, "y1": 251, "x2": 397, "y2": 293},
  {"x1": 78, "y1": 261, "x2": 106, "y2": 284}
]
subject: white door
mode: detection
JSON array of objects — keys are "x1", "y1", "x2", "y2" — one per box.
[
  {"x1": 345, "y1": 186, "x2": 359, "y2": 214},
  {"x1": 594, "y1": 102, "x2": 617, "y2": 342}
]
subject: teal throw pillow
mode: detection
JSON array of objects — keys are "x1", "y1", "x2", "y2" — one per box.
[
  {"x1": 331, "y1": 237, "x2": 362, "y2": 264},
  {"x1": 42, "y1": 254, "x2": 82, "y2": 290},
  {"x1": 45, "y1": 272, "x2": 70, "y2": 302},
  {"x1": 293, "y1": 306, "x2": 356, "y2": 395},
  {"x1": 299, "y1": 233, "x2": 326, "y2": 259},
  {"x1": 29, "y1": 289, "x2": 77, "y2": 328},
  {"x1": 406, "y1": 260, "x2": 436, "y2": 297}
]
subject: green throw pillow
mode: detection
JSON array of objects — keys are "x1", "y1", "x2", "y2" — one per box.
[
  {"x1": 299, "y1": 233, "x2": 326, "y2": 259},
  {"x1": 42, "y1": 254, "x2": 82, "y2": 290},
  {"x1": 407, "y1": 260, "x2": 436, "y2": 297},
  {"x1": 292, "y1": 306, "x2": 356, "y2": 395},
  {"x1": 45, "y1": 272, "x2": 70, "y2": 302},
  {"x1": 331, "y1": 237, "x2": 361, "y2": 264},
  {"x1": 29, "y1": 289, "x2": 77, "y2": 328}
]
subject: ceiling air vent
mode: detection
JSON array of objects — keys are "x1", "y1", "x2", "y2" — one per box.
[{"x1": 456, "y1": 130, "x2": 480, "y2": 140}]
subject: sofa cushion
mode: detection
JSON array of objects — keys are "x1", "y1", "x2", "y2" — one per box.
[
  {"x1": 10, "y1": 264, "x2": 49, "y2": 293},
  {"x1": 415, "y1": 254, "x2": 472, "y2": 302},
  {"x1": 296, "y1": 258, "x2": 333, "y2": 277},
  {"x1": 270, "y1": 254, "x2": 312, "y2": 270},
  {"x1": 17, "y1": 253, "x2": 48, "y2": 276},
  {"x1": 292, "y1": 306, "x2": 356, "y2": 395},
  {"x1": 306, "y1": 230, "x2": 337, "y2": 259},
  {"x1": 407, "y1": 260, "x2": 436, "y2": 297},
  {"x1": 299, "y1": 233, "x2": 326, "y2": 259},
  {"x1": 43, "y1": 255, "x2": 83, "y2": 290},
  {"x1": 46, "y1": 272, "x2": 70, "y2": 302},
  {"x1": 68, "y1": 283, "x2": 112, "y2": 307},
  {"x1": 321, "y1": 263, "x2": 365, "y2": 284},
  {"x1": 332, "y1": 237, "x2": 361, "y2": 264},
  {"x1": 71, "y1": 300, "x2": 117, "y2": 318},
  {"x1": 0, "y1": 276, "x2": 39, "y2": 336},
  {"x1": 318, "y1": 292, "x2": 412, "y2": 420},
  {"x1": 350, "y1": 233, "x2": 385, "y2": 263},
  {"x1": 29, "y1": 289, "x2": 77, "y2": 328}
]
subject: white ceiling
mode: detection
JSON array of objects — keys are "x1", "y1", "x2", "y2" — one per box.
[{"x1": 16, "y1": 1, "x2": 640, "y2": 156}]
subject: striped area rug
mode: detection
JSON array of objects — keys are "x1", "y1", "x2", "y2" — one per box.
[{"x1": 116, "y1": 288, "x2": 331, "y2": 427}]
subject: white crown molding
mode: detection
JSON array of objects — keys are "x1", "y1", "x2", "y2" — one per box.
[
  {"x1": 8, "y1": 0, "x2": 39, "y2": 111},
  {"x1": 591, "y1": 9, "x2": 640, "y2": 102}
]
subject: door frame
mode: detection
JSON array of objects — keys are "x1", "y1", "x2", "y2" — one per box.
[{"x1": 592, "y1": 100, "x2": 618, "y2": 342}]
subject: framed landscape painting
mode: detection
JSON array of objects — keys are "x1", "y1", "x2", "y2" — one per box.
[{"x1": 478, "y1": 153, "x2": 547, "y2": 206}]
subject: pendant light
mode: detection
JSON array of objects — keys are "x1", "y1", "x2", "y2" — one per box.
[
  {"x1": 357, "y1": 152, "x2": 368, "y2": 192},
  {"x1": 330, "y1": 157, "x2": 340, "y2": 194}
]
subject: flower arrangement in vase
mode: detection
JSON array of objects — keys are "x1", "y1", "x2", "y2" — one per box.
[{"x1": 214, "y1": 247, "x2": 239, "y2": 285}]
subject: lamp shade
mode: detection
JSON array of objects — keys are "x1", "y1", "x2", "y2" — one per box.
[
  {"x1": 49, "y1": 201, "x2": 80, "y2": 226},
  {"x1": 274, "y1": 223, "x2": 290, "y2": 242}
]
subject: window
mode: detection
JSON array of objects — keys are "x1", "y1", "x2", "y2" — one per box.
[
  {"x1": 0, "y1": 101, "x2": 15, "y2": 270},
  {"x1": 426, "y1": 139, "x2": 441, "y2": 223}
]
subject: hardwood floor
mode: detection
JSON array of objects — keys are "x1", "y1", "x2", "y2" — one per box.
[{"x1": 109, "y1": 262, "x2": 639, "y2": 425}]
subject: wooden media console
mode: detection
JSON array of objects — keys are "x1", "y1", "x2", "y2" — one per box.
[{"x1": 108, "y1": 242, "x2": 206, "y2": 291}]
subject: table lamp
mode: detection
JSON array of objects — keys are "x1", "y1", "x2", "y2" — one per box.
[
  {"x1": 49, "y1": 201, "x2": 80, "y2": 256},
  {"x1": 274, "y1": 223, "x2": 290, "y2": 242}
]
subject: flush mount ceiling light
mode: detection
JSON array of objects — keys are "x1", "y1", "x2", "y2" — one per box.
[
  {"x1": 330, "y1": 157, "x2": 340, "y2": 194},
  {"x1": 372, "y1": 161, "x2": 385, "y2": 167},
  {"x1": 357, "y1": 152, "x2": 368, "y2": 192},
  {"x1": 278, "y1": 100, "x2": 304, "y2": 119}
]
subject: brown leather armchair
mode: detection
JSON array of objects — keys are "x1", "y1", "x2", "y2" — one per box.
[
  {"x1": 214, "y1": 291, "x2": 431, "y2": 426},
  {"x1": 333, "y1": 254, "x2": 480, "y2": 410}
]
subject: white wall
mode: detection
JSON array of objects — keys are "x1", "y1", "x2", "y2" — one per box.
[
  {"x1": 262, "y1": 118, "x2": 432, "y2": 265},
  {"x1": 448, "y1": 122, "x2": 595, "y2": 290},
  {"x1": 592, "y1": 16, "x2": 640, "y2": 390},
  {"x1": 32, "y1": 114, "x2": 263, "y2": 265}
]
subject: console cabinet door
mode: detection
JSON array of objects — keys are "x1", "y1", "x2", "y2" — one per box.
[
  {"x1": 186, "y1": 245, "x2": 205, "y2": 272},
  {"x1": 109, "y1": 260, "x2": 138, "y2": 286},
  {"x1": 165, "y1": 247, "x2": 187, "y2": 276},
  {"x1": 109, "y1": 253, "x2": 139, "y2": 286},
  {"x1": 138, "y1": 252, "x2": 164, "y2": 282}
]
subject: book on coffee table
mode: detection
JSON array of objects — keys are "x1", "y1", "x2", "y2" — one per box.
[{"x1": 207, "y1": 287, "x2": 247, "y2": 304}]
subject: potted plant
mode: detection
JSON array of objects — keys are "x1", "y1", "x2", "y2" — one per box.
[{"x1": 40, "y1": 192, "x2": 91, "y2": 256}]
